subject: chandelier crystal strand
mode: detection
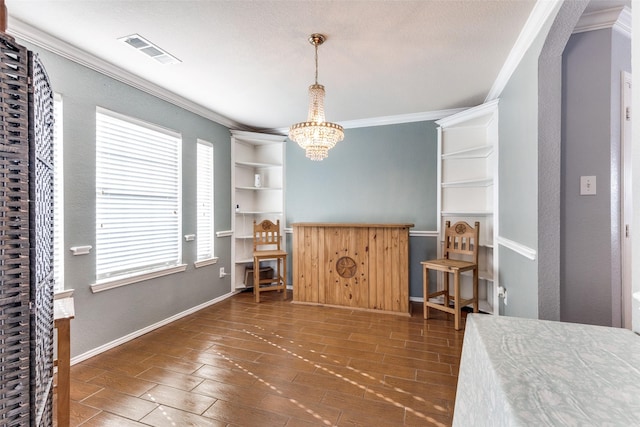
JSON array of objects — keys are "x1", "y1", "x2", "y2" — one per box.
[{"x1": 289, "y1": 33, "x2": 344, "y2": 161}]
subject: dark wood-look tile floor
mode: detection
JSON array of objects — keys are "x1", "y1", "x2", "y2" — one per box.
[{"x1": 55, "y1": 291, "x2": 466, "y2": 426}]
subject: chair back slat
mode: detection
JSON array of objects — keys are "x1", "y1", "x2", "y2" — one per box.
[
  {"x1": 443, "y1": 221, "x2": 480, "y2": 263},
  {"x1": 253, "y1": 219, "x2": 282, "y2": 251}
]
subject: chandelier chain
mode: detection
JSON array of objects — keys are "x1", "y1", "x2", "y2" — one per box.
[{"x1": 314, "y1": 42, "x2": 319, "y2": 85}]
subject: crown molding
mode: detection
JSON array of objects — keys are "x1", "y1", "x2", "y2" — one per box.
[
  {"x1": 269, "y1": 107, "x2": 468, "y2": 135},
  {"x1": 7, "y1": 16, "x2": 246, "y2": 130},
  {"x1": 436, "y1": 99, "x2": 499, "y2": 127},
  {"x1": 485, "y1": 0, "x2": 564, "y2": 102},
  {"x1": 573, "y1": 6, "x2": 631, "y2": 37},
  {"x1": 338, "y1": 108, "x2": 468, "y2": 129}
]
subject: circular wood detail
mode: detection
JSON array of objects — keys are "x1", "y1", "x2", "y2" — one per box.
[
  {"x1": 336, "y1": 256, "x2": 357, "y2": 279},
  {"x1": 455, "y1": 223, "x2": 467, "y2": 234}
]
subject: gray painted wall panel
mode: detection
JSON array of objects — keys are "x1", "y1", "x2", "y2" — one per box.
[
  {"x1": 285, "y1": 122, "x2": 439, "y2": 299},
  {"x1": 561, "y1": 27, "x2": 630, "y2": 327},
  {"x1": 26, "y1": 43, "x2": 233, "y2": 357},
  {"x1": 285, "y1": 122, "x2": 438, "y2": 230},
  {"x1": 537, "y1": 1, "x2": 587, "y2": 321},
  {"x1": 497, "y1": 20, "x2": 549, "y2": 318}
]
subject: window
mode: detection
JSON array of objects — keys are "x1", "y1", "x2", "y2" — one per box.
[
  {"x1": 53, "y1": 94, "x2": 64, "y2": 293},
  {"x1": 94, "y1": 108, "x2": 183, "y2": 291},
  {"x1": 195, "y1": 139, "x2": 216, "y2": 267}
]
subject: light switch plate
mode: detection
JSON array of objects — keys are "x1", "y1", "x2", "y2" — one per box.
[{"x1": 580, "y1": 176, "x2": 596, "y2": 195}]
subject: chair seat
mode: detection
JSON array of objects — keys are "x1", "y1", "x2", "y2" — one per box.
[
  {"x1": 421, "y1": 258, "x2": 476, "y2": 272},
  {"x1": 253, "y1": 249, "x2": 287, "y2": 259}
]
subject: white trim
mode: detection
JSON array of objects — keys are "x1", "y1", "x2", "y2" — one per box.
[
  {"x1": 70, "y1": 291, "x2": 241, "y2": 365},
  {"x1": 54, "y1": 289, "x2": 74, "y2": 300},
  {"x1": 90, "y1": 264, "x2": 188, "y2": 293},
  {"x1": 216, "y1": 230, "x2": 233, "y2": 238},
  {"x1": 194, "y1": 257, "x2": 219, "y2": 269},
  {"x1": 7, "y1": 17, "x2": 245, "y2": 130},
  {"x1": 336, "y1": 108, "x2": 468, "y2": 129},
  {"x1": 410, "y1": 230, "x2": 439, "y2": 237},
  {"x1": 441, "y1": 178, "x2": 493, "y2": 188},
  {"x1": 271, "y1": 108, "x2": 467, "y2": 135},
  {"x1": 497, "y1": 235, "x2": 537, "y2": 261},
  {"x1": 230, "y1": 130, "x2": 288, "y2": 144},
  {"x1": 573, "y1": 6, "x2": 631, "y2": 37},
  {"x1": 485, "y1": 0, "x2": 563, "y2": 102},
  {"x1": 69, "y1": 245, "x2": 91, "y2": 256},
  {"x1": 437, "y1": 99, "x2": 499, "y2": 127}
]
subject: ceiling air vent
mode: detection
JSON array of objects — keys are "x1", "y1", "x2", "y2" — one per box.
[{"x1": 118, "y1": 34, "x2": 181, "y2": 65}]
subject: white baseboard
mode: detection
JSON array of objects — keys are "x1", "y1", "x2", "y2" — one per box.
[{"x1": 70, "y1": 290, "x2": 241, "y2": 365}]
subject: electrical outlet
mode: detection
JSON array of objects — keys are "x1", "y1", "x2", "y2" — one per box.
[
  {"x1": 219, "y1": 267, "x2": 226, "y2": 278},
  {"x1": 498, "y1": 286, "x2": 508, "y2": 306}
]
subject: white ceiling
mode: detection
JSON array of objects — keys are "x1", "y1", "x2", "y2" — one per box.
[{"x1": 4, "y1": 0, "x2": 631, "y2": 132}]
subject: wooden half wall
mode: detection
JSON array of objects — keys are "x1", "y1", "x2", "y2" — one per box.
[{"x1": 292, "y1": 223, "x2": 413, "y2": 315}]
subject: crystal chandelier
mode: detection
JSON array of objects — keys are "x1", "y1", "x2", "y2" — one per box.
[{"x1": 289, "y1": 34, "x2": 344, "y2": 161}]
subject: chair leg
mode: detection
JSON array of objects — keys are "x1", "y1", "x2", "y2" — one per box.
[
  {"x1": 443, "y1": 271, "x2": 450, "y2": 308},
  {"x1": 254, "y1": 261, "x2": 260, "y2": 303},
  {"x1": 282, "y1": 256, "x2": 287, "y2": 300},
  {"x1": 423, "y1": 265, "x2": 429, "y2": 320},
  {"x1": 453, "y1": 272, "x2": 461, "y2": 331},
  {"x1": 473, "y1": 268, "x2": 479, "y2": 313}
]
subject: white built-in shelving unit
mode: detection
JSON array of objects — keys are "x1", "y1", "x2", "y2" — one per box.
[
  {"x1": 436, "y1": 100, "x2": 499, "y2": 314},
  {"x1": 230, "y1": 130, "x2": 286, "y2": 291}
]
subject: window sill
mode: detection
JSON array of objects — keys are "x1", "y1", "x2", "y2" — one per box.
[
  {"x1": 194, "y1": 257, "x2": 218, "y2": 268},
  {"x1": 91, "y1": 264, "x2": 188, "y2": 293}
]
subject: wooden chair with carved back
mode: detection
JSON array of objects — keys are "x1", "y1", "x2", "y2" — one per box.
[
  {"x1": 252, "y1": 219, "x2": 287, "y2": 302},
  {"x1": 422, "y1": 221, "x2": 479, "y2": 330}
]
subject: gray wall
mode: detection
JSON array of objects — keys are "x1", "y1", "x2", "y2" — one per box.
[
  {"x1": 285, "y1": 122, "x2": 439, "y2": 298},
  {"x1": 27, "y1": 43, "x2": 233, "y2": 357},
  {"x1": 561, "y1": 27, "x2": 631, "y2": 326},
  {"x1": 496, "y1": 10, "x2": 555, "y2": 319},
  {"x1": 537, "y1": 1, "x2": 589, "y2": 321},
  {"x1": 497, "y1": 2, "x2": 591, "y2": 321}
]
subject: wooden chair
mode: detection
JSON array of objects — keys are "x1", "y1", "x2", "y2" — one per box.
[
  {"x1": 422, "y1": 221, "x2": 479, "y2": 330},
  {"x1": 252, "y1": 219, "x2": 287, "y2": 302}
]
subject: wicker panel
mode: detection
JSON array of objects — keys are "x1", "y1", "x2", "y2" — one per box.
[
  {"x1": 28, "y1": 52, "x2": 54, "y2": 427},
  {"x1": 0, "y1": 34, "x2": 31, "y2": 427}
]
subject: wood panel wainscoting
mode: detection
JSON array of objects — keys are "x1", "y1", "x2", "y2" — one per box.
[{"x1": 292, "y1": 223, "x2": 414, "y2": 315}]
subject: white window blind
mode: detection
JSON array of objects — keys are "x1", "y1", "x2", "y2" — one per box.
[
  {"x1": 196, "y1": 140, "x2": 214, "y2": 261},
  {"x1": 53, "y1": 94, "x2": 64, "y2": 292},
  {"x1": 95, "y1": 108, "x2": 182, "y2": 283}
]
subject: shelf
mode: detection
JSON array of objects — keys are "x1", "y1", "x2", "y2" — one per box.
[
  {"x1": 441, "y1": 211, "x2": 493, "y2": 217},
  {"x1": 235, "y1": 161, "x2": 281, "y2": 169},
  {"x1": 235, "y1": 210, "x2": 282, "y2": 215},
  {"x1": 442, "y1": 145, "x2": 493, "y2": 159},
  {"x1": 442, "y1": 178, "x2": 493, "y2": 188},
  {"x1": 437, "y1": 102, "x2": 498, "y2": 317},
  {"x1": 231, "y1": 131, "x2": 285, "y2": 294},
  {"x1": 235, "y1": 186, "x2": 282, "y2": 191}
]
